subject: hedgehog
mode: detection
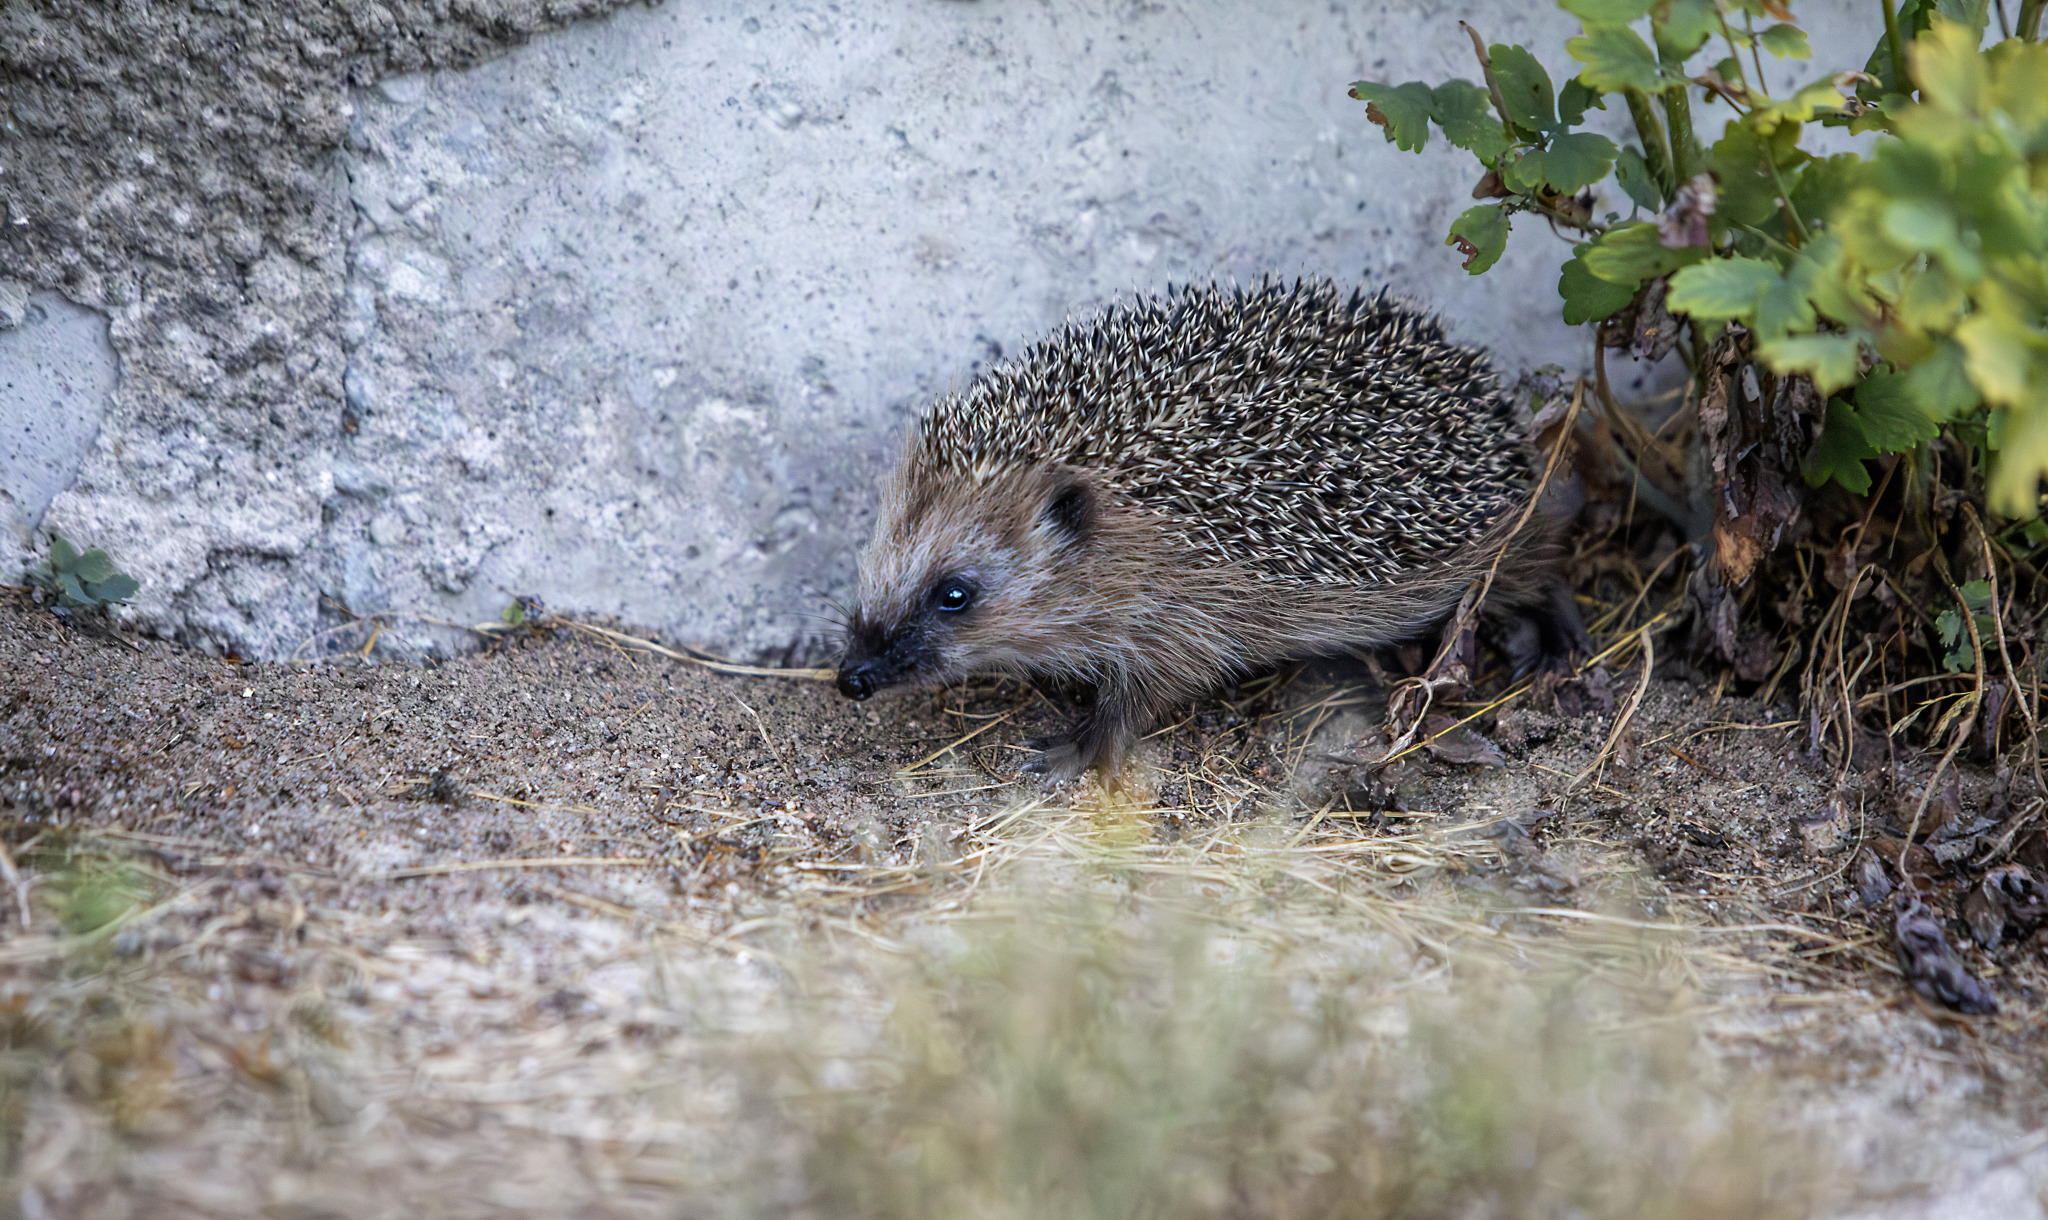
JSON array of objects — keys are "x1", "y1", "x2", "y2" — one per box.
[{"x1": 835, "y1": 279, "x2": 1584, "y2": 780}]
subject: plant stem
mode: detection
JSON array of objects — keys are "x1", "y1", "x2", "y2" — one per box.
[
  {"x1": 1733, "y1": 220, "x2": 1802, "y2": 260},
  {"x1": 1661, "y1": 85, "x2": 1708, "y2": 186},
  {"x1": 1880, "y1": 0, "x2": 1909, "y2": 91},
  {"x1": 2022, "y1": 0, "x2": 2046, "y2": 40},
  {"x1": 1624, "y1": 89, "x2": 1677, "y2": 202},
  {"x1": 1458, "y1": 22, "x2": 1516, "y2": 144},
  {"x1": 1655, "y1": 40, "x2": 1708, "y2": 186},
  {"x1": 1744, "y1": 12, "x2": 1769, "y2": 101},
  {"x1": 1761, "y1": 155, "x2": 1812, "y2": 245},
  {"x1": 1714, "y1": 9, "x2": 1763, "y2": 102}
]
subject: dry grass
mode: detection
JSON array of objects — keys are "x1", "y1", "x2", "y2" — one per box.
[
  {"x1": 4, "y1": 590, "x2": 2046, "y2": 1215},
  {"x1": 739, "y1": 800, "x2": 1840, "y2": 1220}
]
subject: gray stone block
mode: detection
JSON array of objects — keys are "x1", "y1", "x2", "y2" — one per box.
[
  {"x1": 1, "y1": 0, "x2": 1882, "y2": 659},
  {"x1": 0, "y1": 290, "x2": 117, "y2": 582}
]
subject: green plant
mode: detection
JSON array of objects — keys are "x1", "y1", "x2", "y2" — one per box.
[
  {"x1": 1352, "y1": 1, "x2": 2048, "y2": 514},
  {"x1": 27, "y1": 534, "x2": 139, "y2": 610}
]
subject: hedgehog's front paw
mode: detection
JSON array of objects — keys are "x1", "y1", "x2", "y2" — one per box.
[
  {"x1": 1017, "y1": 735, "x2": 1087, "y2": 784},
  {"x1": 1506, "y1": 582, "x2": 1594, "y2": 679}
]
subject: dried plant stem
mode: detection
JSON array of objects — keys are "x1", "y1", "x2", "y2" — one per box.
[
  {"x1": 380, "y1": 857, "x2": 661, "y2": 880},
  {"x1": 1965, "y1": 503, "x2": 2043, "y2": 795},
  {"x1": 1569, "y1": 625, "x2": 1657, "y2": 794},
  {"x1": 1900, "y1": 577, "x2": 1988, "y2": 875},
  {"x1": 561, "y1": 620, "x2": 834, "y2": 680},
  {"x1": 897, "y1": 706, "x2": 1024, "y2": 775}
]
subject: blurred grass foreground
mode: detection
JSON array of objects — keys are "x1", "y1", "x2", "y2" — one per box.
[{"x1": 744, "y1": 825, "x2": 1830, "y2": 1220}]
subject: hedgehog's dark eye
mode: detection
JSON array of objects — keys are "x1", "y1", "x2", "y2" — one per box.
[{"x1": 933, "y1": 581, "x2": 975, "y2": 613}]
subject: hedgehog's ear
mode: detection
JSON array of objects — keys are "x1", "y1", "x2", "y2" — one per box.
[{"x1": 1042, "y1": 478, "x2": 1093, "y2": 547}]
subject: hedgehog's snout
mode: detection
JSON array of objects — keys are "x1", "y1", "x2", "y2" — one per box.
[
  {"x1": 836, "y1": 615, "x2": 930, "y2": 701},
  {"x1": 836, "y1": 664, "x2": 879, "y2": 701}
]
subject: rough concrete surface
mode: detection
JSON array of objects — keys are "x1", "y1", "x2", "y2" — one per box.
[
  {"x1": 3, "y1": 0, "x2": 1876, "y2": 660},
  {"x1": 0, "y1": 0, "x2": 643, "y2": 653}
]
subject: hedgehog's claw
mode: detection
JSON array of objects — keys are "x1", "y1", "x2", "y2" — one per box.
[{"x1": 1018, "y1": 736, "x2": 1086, "y2": 784}]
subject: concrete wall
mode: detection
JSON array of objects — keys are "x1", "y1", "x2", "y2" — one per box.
[{"x1": 0, "y1": 0, "x2": 1877, "y2": 661}]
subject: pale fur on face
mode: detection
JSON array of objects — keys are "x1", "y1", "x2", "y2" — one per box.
[{"x1": 848, "y1": 458, "x2": 1124, "y2": 691}]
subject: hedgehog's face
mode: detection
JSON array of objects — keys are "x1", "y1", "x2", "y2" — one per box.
[{"x1": 838, "y1": 462, "x2": 1097, "y2": 700}]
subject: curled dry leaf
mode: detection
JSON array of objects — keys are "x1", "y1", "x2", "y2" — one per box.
[
  {"x1": 1893, "y1": 893, "x2": 1998, "y2": 1015},
  {"x1": 1419, "y1": 714, "x2": 1506, "y2": 767},
  {"x1": 1853, "y1": 849, "x2": 1894, "y2": 908},
  {"x1": 1962, "y1": 864, "x2": 2045, "y2": 950}
]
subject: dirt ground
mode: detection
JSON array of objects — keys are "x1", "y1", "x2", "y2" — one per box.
[{"x1": 4, "y1": 587, "x2": 2048, "y2": 1218}]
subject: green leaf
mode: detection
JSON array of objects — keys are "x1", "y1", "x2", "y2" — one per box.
[
  {"x1": 55, "y1": 571, "x2": 88, "y2": 606},
  {"x1": 1560, "y1": 248, "x2": 1639, "y2": 324},
  {"x1": 1614, "y1": 146, "x2": 1660, "y2": 211},
  {"x1": 84, "y1": 574, "x2": 139, "y2": 605},
  {"x1": 1802, "y1": 395, "x2": 1878, "y2": 494},
  {"x1": 1750, "y1": 73, "x2": 1858, "y2": 132},
  {"x1": 1758, "y1": 24, "x2": 1811, "y2": 61},
  {"x1": 1903, "y1": 340, "x2": 1981, "y2": 417},
  {"x1": 1789, "y1": 234, "x2": 1865, "y2": 328},
  {"x1": 1580, "y1": 221, "x2": 1705, "y2": 285},
  {"x1": 1882, "y1": 198, "x2": 1984, "y2": 281},
  {"x1": 1666, "y1": 256, "x2": 1780, "y2": 321},
  {"x1": 1652, "y1": 0, "x2": 1720, "y2": 58},
  {"x1": 1446, "y1": 205, "x2": 1511, "y2": 274},
  {"x1": 1896, "y1": 263, "x2": 1971, "y2": 333},
  {"x1": 1959, "y1": 579, "x2": 1994, "y2": 612},
  {"x1": 1709, "y1": 119, "x2": 1805, "y2": 231},
  {"x1": 1557, "y1": 77, "x2": 1606, "y2": 128},
  {"x1": 1430, "y1": 80, "x2": 1512, "y2": 164},
  {"x1": 1761, "y1": 333, "x2": 1865, "y2": 394},
  {"x1": 1351, "y1": 80, "x2": 1436, "y2": 152},
  {"x1": 1931, "y1": 0, "x2": 1992, "y2": 37},
  {"x1": 1985, "y1": 36, "x2": 2048, "y2": 151},
  {"x1": 1488, "y1": 44, "x2": 1558, "y2": 135},
  {"x1": 1956, "y1": 310, "x2": 2040, "y2": 406},
  {"x1": 1852, "y1": 367, "x2": 1943, "y2": 451},
  {"x1": 1788, "y1": 153, "x2": 1859, "y2": 231},
  {"x1": 1513, "y1": 131, "x2": 1618, "y2": 192},
  {"x1": 1751, "y1": 261, "x2": 1820, "y2": 343},
  {"x1": 503, "y1": 600, "x2": 528, "y2": 626},
  {"x1": 71, "y1": 548, "x2": 118, "y2": 583},
  {"x1": 1561, "y1": 0, "x2": 1656, "y2": 21},
  {"x1": 1568, "y1": 24, "x2": 1667, "y2": 94},
  {"x1": 1938, "y1": 605, "x2": 1984, "y2": 671},
  {"x1": 1937, "y1": 607, "x2": 1963, "y2": 650},
  {"x1": 49, "y1": 534, "x2": 78, "y2": 573},
  {"x1": 1990, "y1": 405, "x2": 2048, "y2": 518}
]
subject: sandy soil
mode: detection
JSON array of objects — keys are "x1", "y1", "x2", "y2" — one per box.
[{"x1": 4, "y1": 588, "x2": 2047, "y2": 1217}]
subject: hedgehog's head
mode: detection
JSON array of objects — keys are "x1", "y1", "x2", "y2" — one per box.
[{"x1": 837, "y1": 458, "x2": 1099, "y2": 701}]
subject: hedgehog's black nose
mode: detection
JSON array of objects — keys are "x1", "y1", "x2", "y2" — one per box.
[{"x1": 837, "y1": 666, "x2": 877, "y2": 701}]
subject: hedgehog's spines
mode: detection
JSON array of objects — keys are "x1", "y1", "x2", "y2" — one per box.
[{"x1": 914, "y1": 278, "x2": 1527, "y2": 587}]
